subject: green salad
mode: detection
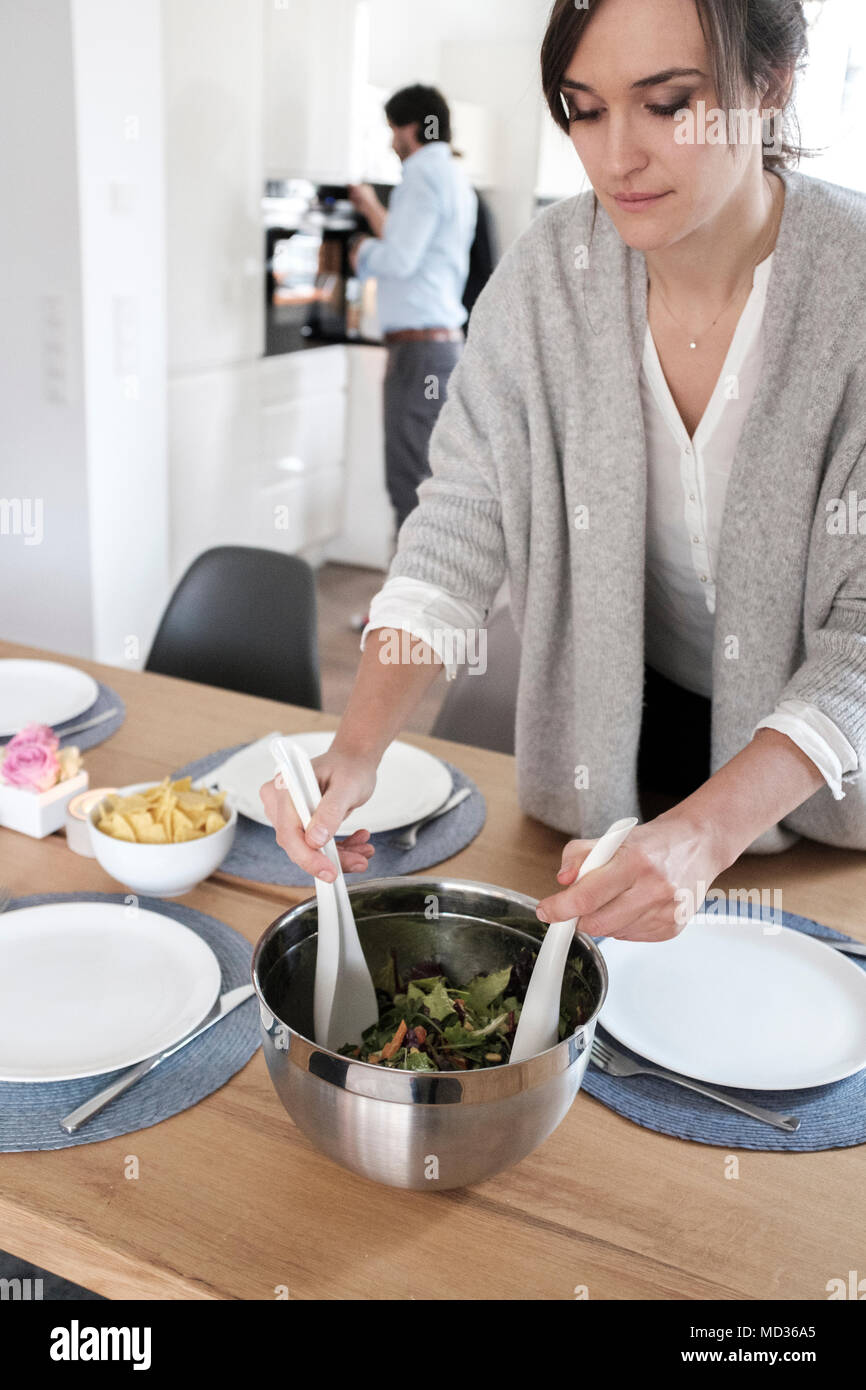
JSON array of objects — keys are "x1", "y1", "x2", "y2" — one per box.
[{"x1": 337, "y1": 946, "x2": 593, "y2": 1071}]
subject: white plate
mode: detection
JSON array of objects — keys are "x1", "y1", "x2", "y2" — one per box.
[
  {"x1": 0, "y1": 902, "x2": 222, "y2": 1081},
  {"x1": 202, "y1": 730, "x2": 454, "y2": 835},
  {"x1": 598, "y1": 912, "x2": 866, "y2": 1090},
  {"x1": 0, "y1": 659, "x2": 99, "y2": 737}
]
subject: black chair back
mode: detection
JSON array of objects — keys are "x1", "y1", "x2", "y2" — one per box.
[{"x1": 145, "y1": 546, "x2": 321, "y2": 710}]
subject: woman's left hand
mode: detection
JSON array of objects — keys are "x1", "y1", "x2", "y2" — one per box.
[{"x1": 535, "y1": 811, "x2": 729, "y2": 942}]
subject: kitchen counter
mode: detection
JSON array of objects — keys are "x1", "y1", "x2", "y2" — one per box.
[{"x1": 264, "y1": 313, "x2": 384, "y2": 356}]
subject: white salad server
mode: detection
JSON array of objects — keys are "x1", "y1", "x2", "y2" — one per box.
[
  {"x1": 510, "y1": 817, "x2": 638, "y2": 1064},
  {"x1": 270, "y1": 737, "x2": 379, "y2": 1052}
]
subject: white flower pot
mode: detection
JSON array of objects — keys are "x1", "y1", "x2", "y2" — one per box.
[{"x1": 0, "y1": 770, "x2": 89, "y2": 838}]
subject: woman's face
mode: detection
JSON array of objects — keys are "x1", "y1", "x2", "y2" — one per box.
[{"x1": 561, "y1": 0, "x2": 766, "y2": 252}]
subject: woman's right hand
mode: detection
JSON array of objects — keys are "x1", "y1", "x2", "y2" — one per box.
[{"x1": 259, "y1": 747, "x2": 379, "y2": 882}]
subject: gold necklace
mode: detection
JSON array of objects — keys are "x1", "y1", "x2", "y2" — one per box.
[{"x1": 648, "y1": 176, "x2": 781, "y2": 351}]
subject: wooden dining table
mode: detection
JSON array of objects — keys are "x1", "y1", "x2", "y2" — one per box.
[{"x1": 1, "y1": 637, "x2": 864, "y2": 1301}]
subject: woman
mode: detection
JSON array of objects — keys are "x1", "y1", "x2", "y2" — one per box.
[{"x1": 262, "y1": 0, "x2": 866, "y2": 943}]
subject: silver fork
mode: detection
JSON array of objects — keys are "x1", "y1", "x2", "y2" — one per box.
[
  {"x1": 388, "y1": 786, "x2": 472, "y2": 850},
  {"x1": 590, "y1": 1035, "x2": 800, "y2": 1133}
]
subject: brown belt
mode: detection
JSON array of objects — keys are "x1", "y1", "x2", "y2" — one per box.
[{"x1": 384, "y1": 328, "x2": 464, "y2": 344}]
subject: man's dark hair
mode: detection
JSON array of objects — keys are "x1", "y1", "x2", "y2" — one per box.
[{"x1": 384, "y1": 84, "x2": 452, "y2": 144}]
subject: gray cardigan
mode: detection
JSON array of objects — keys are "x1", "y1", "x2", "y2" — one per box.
[{"x1": 389, "y1": 169, "x2": 866, "y2": 854}]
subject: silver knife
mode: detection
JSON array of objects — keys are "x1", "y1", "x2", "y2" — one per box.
[
  {"x1": 826, "y1": 938, "x2": 866, "y2": 958},
  {"x1": 59, "y1": 983, "x2": 255, "y2": 1134}
]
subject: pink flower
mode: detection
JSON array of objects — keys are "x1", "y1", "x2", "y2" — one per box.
[
  {"x1": 6, "y1": 722, "x2": 60, "y2": 754},
  {"x1": 0, "y1": 725, "x2": 61, "y2": 792}
]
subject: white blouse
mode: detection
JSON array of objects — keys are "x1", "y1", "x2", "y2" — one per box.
[{"x1": 361, "y1": 251, "x2": 857, "y2": 801}]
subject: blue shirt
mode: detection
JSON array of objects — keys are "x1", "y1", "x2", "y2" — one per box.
[{"x1": 356, "y1": 143, "x2": 478, "y2": 334}]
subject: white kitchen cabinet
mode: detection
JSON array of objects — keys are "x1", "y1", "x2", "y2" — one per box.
[
  {"x1": 166, "y1": 4, "x2": 354, "y2": 586},
  {"x1": 264, "y1": 0, "x2": 370, "y2": 182},
  {"x1": 255, "y1": 466, "x2": 347, "y2": 554},
  {"x1": 325, "y1": 345, "x2": 394, "y2": 571},
  {"x1": 258, "y1": 349, "x2": 348, "y2": 499},
  {"x1": 169, "y1": 347, "x2": 350, "y2": 584},
  {"x1": 163, "y1": 0, "x2": 264, "y2": 373},
  {"x1": 257, "y1": 348, "x2": 349, "y2": 552},
  {"x1": 262, "y1": 0, "x2": 313, "y2": 178},
  {"x1": 168, "y1": 362, "x2": 261, "y2": 585},
  {"x1": 259, "y1": 345, "x2": 348, "y2": 403},
  {"x1": 261, "y1": 396, "x2": 346, "y2": 486}
]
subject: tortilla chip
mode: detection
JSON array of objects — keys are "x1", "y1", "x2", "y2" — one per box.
[
  {"x1": 109, "y1": 812, "x2": 136, "y2": 842},
  {"x1": 95, "y1": 775, "x2": 229, "y2": 842},
  {"x1": 137, "y1": 820, "x2": 168, "y2": 844}
]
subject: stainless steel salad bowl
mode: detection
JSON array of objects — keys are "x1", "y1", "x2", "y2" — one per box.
[{"x1": 251, "y1": 876, "x2": 608, "y2": 1190}]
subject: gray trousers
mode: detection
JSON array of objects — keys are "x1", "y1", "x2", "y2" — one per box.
[{"x1": 383, "y1": 339, "x2": 463, "y2": 533}]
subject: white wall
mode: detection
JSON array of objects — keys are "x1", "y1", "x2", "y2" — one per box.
[
  {"x1": 798, "y1": 0, "x2": 866, "y2": 192},
  {"x1": 0, "y1": 0, "x2": 169, "y2": 668},
  {"x1": 537, "y1": 117, "x2": 589, "y2": 202},
  {"x1": 0, "y1": 0, "x2": 94, "y2": 656},
  {"x1": 71, "y1": 0, "x2": 169, "y2": 666},
  {"x1": 366, "y1": 0, "x2": 550, "y2": 86}
]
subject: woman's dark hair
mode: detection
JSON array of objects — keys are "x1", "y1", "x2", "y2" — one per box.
[
  {"x1": 385, "y1": 84, "x2": 452, "y2": 144},
  {"x1": 541, "y1": 0, "x2": 812, "y2": 171}
]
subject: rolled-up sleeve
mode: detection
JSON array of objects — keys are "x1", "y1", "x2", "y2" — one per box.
[
  {"x1": 360, "y1": 577, "x2": 486, "y2": 681},
  {"x1": 752, "y1": 698, "x2": 858, "y2": 799}
]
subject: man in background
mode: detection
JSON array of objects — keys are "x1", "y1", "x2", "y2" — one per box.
[{"x1": 349, "y1": 84, "x2": 478, "y2": 538}]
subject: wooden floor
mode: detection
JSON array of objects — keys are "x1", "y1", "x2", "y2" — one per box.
[{"x1": 315, "y1": 560, "x2": 451, "y2": 734}]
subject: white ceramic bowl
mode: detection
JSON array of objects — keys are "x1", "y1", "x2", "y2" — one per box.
[{"x1": 87, "y1": 781, "x2": 237, "y2": 898}]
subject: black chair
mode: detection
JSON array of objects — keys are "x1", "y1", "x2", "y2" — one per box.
[{"x1": 145, "y1": 546, "x2": 321, "y2": 709}]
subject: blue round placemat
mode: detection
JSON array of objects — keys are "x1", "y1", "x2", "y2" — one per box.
[
  {"x1": 0, "y1": 893, "x2": 260, "y2": 1152},
  {"x1": 583, "y1": 905, "x2": 866, "y2": 1151},
  {"x1": 0, "y1": 681, "x2": 126, "y2": 753},
  {"x1": 172, "y1": 743, "x2": 487, "y2": 887}
]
